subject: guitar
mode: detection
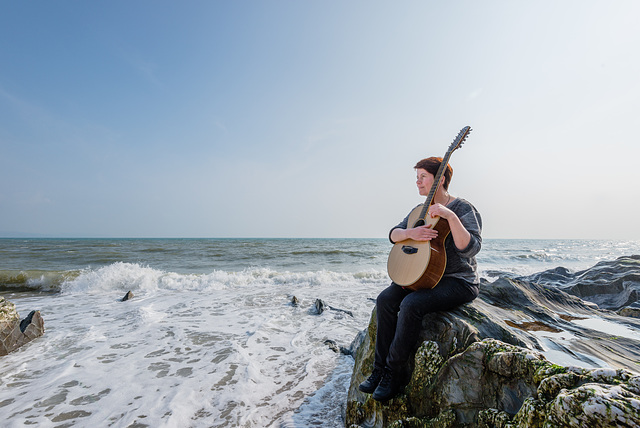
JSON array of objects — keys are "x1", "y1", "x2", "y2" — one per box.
[{"x1": 386, "y1": 126, "x2": 472, "y2": 291}]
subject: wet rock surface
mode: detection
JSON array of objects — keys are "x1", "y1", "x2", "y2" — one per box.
[{"x1": 517, "y1": 255, "x2": 640, "y2": 312}]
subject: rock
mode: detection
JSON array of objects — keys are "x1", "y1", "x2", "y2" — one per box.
[
  {"x1": 324, "y1": 339, "x2": 340, "y2": 353},
  {"x1": 347, "y1": 321, "x2": 640, "y2": 427},
  {"x1": 1, "y1": 297, "x2": 45, "y2": 356},
  {"x1": 328, "y1": 304, "x2": 354, "y2": 317},
  {"x1": 475, "y1": 277, "x2": 640, "y2": 372},
  {"x1": 345, "y1": 329, "x2": 366, "y2": 356},
  {"x1": 518, "y1": 255, "x2": 640, "y2": 311},
  {"x1": 312, "y1": 298, "x2": 354, "y2": 317},
  {"x1": 19, "y1": 310, "x2": 36, "y2": 332},
  {"x1": 346, "y1": 265, "x2": 640, "y2": 427},
  {"x1": 0, "y1": 297, "x2": 20, "y2": 324},
  {"x1": 313, "y1": 298, "x2": 327, "y2": 314},
  {"x1": 618, "y1": 301, "x2": 640, "y2": 318},
  {"x1": 325, "y1": 333, "x2": 364, "y2": 356},
  {"x1": 324, "y1": 339, "x2": 353, "y2": 355},
  {"x1": 121, "y1": 290, "x2": 134, "y2": 302},
  {"x1": 290, "y1": 295, "x2": 300, "y2": 307}
]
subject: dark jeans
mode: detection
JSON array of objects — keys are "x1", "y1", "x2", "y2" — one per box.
[{"x1": 374, "y1": 277, "x2": 478, "y2": 373}]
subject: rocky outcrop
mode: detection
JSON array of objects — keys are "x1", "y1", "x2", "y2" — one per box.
[
  {"x1": 346, "y1": 270, "x2": 640, "y2": 427},
  {"x1": 348, "y1": 336, "x2": 640, "y2": 427},
  {"x1": 0, "y1": 297, "x2": 44, "y2": 356},
  {"x1": 517, "y1": 255, "x2": 640, "y2": 312},
  {"x1": 477, "y1": 276, "x2": 640, "y2": 372}
]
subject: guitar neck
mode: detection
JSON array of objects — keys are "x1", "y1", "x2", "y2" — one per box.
[
  {"x1": 416, "y1": 126, "x2": 471, "y2": 222},
  {"x1": 418, "y1": 151, "x2": 455, "y2": 220}
]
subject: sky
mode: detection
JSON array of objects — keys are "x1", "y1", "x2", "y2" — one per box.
[{"x1": 1, "y1": 1, "x2": 639, "y2": 239}]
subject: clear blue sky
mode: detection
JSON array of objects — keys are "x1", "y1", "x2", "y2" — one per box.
[{"x1": 1, "y1": 1, "x2": 639, "y2": 239}]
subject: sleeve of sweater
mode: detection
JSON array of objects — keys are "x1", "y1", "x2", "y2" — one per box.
[{"x1": 453, "y1": 199, "x2": 482, "y2": 259}]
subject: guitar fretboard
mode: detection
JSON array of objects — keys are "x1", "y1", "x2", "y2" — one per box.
[{"x1": 417, "y1": 126, "x2": 471, "y2": 222}]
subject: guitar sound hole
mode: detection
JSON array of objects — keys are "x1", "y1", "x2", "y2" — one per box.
[
  {"x1": 413, "y1": 220, "x2": 425, "y2": 228},
  {"x1": 402, "y1": 246, "x2": 418, "y2": 255}
]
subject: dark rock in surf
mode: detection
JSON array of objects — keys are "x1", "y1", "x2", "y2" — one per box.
[
  {"x1": 325, "y1": 339, "x2": 351, "y2": 355},
  {"x1": 331, "y1": 306, "x2": 354, "y2": 317},
  {"x1": 121, "y1": 291, "x2": 134, "y2": 302},
  {"x1": 324, "y1": 339, "x2": 340, "y2": 353},
  {"x1": 325, "y1": 337, "x2": 360, "y2": 356},
  {"x1": 1, "y1": 297, "x2": 44, "y2": 356},
  {"x1": 313, "y1": 298, "x2": 354, "y2": 317},
  {"x1": 313, "y1": 299, "x2": 327, "y2": 314},
  {"x1": 290, "y1": 295, "x2": 299, "y2": 307}
]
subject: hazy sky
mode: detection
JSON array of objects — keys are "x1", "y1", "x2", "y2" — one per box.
[{"x1": 1, "y1": 1, "x2": 639, "y2": 239}]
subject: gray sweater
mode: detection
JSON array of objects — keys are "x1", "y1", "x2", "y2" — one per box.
[{"x1": 389, "y1": 198, "x2": 482, "y2": 285}]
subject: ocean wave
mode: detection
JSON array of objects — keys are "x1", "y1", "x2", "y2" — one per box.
[
  {"x1": 513, "y1": 252, "x2": 561, "y2": 261},
  {"x1": 0, "y1": 269, "x2": 81, "y2": 292},
  {"x1": 26, "y1": 262, "x2": 389, "y2": 295},
  {"x1": 289, "y1": 249, "x2": 377, "y2": 257},
  {"x1": 477, "y1": 251, "x2": 595, "y2": 271}
]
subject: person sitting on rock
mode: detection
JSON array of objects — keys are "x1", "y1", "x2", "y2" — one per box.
[{"x1": 359, "y1": 156, "x2": 482, "y2": 402}]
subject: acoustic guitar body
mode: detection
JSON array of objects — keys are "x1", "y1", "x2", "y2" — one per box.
[{"x1": 387, "y1": 204, "x2": 450, "y2": 290}]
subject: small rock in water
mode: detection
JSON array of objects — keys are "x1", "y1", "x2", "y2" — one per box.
[
  {"x1": 323, "y1": 339, "x2": 353, "y2": 355},
  {"x1": 314, "y1": 299, "x2": 326, "y2": 314},
  {"x1": 121, "y1": 291, "x2": 134, "y2": 302},
  {"x1": 324, "y1": 339, "x2": 339, "y2": 353},
  {"x1": 290, "y1": 295, "x2": 299, "y2": 307},
  {"x1": 312, "y1": 298, "x2": 353, "y2": 317},
  {"x1": 330, "y1": 305, "x2": 354, "y2": 317}
]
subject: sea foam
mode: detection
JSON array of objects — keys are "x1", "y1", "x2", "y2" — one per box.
[{"x1": 1, "y1": 263, "x2": 385, "y2": 427}]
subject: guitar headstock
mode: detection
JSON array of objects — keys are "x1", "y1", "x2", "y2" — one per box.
[{"x1": 448, "y1": 126, "x2": 472, "y2": 152}]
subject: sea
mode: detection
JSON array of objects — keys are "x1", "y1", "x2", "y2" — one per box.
[{"x1": 1, "y1": 238, "x2": 639, "y2": 427}]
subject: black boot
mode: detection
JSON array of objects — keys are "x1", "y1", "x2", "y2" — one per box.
[
  {"x1": 358, "y1": 368, "x2": 384, "y2": 394},
  {"x1": 372, "y1": 369, "x2": 403, "y2": 402}
]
